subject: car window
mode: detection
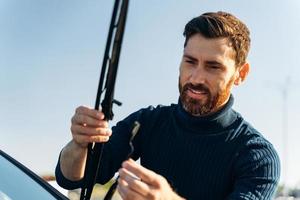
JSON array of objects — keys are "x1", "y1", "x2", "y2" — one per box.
[{"x1": 0, "y1": 154, "x2": 64, "y2": 200}]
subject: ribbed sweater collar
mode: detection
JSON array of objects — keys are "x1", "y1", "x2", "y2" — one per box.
[{"x1": 175, "y1": 94, "x2": 238, "y2": 134}]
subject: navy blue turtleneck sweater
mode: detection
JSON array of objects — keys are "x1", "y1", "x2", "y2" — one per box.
[{"x1": 56, "y1": 96, "x2": 280, "y2": 199}]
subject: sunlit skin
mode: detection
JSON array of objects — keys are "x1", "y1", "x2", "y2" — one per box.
[{"x1": 179, "y1": 33, "x2": 250, "y2": 116}]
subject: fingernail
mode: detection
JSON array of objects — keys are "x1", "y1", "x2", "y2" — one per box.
[
  {"x1": 122, "y1": 161, "x2": 128, "y2": 168},
  {"x1": 97, "y1": 112, "x2": 104, "y2": 119}
]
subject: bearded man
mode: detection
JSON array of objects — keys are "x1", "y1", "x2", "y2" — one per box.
[{"x1": 56, "y1": 11, "x2": 280, "y2": 200}]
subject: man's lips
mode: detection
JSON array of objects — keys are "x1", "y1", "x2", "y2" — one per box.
[
  {"x1": 189, "y1": 88, "x2": 207, "y2": 94},
  {"x1": 186, "y1": 88, "x2": 208, "y2": 99}
]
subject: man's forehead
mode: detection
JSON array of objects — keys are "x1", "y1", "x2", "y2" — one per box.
[{"x1": 184, "y1": 34, "x2": 236, "y2": 62}]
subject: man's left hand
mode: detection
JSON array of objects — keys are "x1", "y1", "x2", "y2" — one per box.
[{"x1": 117, "y1": 159, "x2": 185, "y2": 200}]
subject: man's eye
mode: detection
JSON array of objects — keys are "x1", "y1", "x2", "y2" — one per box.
[
  {"x1": 185, "y1": 60, "x2": 195, "y2": 64},
  {"x1": 208, "y1": 65, "x2": 220, "y2": 69}
]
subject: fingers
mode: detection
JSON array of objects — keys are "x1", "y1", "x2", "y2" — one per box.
[
  {"x1": 118, "y1": 160, "x2": 184, "y2": 200},
  {"x1": 117, "y1": 178, "x2": 145, "y2": 200},
  {"x1": 122, "y1": 159, "x2": 162, "y2": 186},
  {"x1": 118, "y1": 168, "x2": 151, "y2": 197},
  {"x1": 71, "y1": 124, "x2": 112, "y2": 136},
  {"x1": 72, "y1": 106, "x2": 106, "y2": 127},
  {"x1": 71, "y1": 106, "x2": 111, "y2": 147},
  {"x1": 72, "y1": 113, "x2": 108, "y2": 127},
  {"x1": 75, "y1": 106, "x2": 105, "y2": 120},
  {"x1": 73, "y1": 133, "x2": 110, "y2": 144}
]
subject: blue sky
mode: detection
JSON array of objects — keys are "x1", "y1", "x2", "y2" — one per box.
[{"x1": 1, "y1": 0, "x2": 300, "y2": 187}]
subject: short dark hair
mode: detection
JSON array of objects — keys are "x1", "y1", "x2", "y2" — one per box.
[{"x1": 183, "y1": 11, "x2": 251, "y2": 67}]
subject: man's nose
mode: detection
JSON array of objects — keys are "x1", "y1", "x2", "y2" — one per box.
[{"x1": 189, "y1": 66, "x2": 206, "y2": 85}]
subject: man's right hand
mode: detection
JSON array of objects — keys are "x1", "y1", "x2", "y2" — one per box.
[
  {"x1": 59, "y1": 106, "x2": 112, "y2": 181},
  {"x1": 70, "y1": 106, "x2": 112, "y2": 148}
]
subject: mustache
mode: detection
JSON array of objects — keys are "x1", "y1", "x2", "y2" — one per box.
[{"x1": 182, "y1": 83, "x2": 210, "y2": 94}]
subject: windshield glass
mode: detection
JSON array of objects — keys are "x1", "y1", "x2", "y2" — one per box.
[{"x1": 0, "y1": 155, "x2": 57, "y2": 200}]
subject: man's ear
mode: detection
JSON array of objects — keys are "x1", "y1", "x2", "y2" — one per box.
[{"x1": 234, "y1": 62, "x2": 250, "y2": 85}]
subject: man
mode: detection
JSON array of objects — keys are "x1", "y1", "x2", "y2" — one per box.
[{"x1": 56, "y1": 11, "x2": 280, "y2": 199}]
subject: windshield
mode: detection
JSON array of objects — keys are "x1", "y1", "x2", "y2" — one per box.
[{"x1": 0, "y1": 155, "x2": 58, "y2": 200}]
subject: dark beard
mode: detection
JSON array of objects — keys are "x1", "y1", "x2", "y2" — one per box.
[{"x1": 178, "y1": 77, "x2": 234, "y2": 116}]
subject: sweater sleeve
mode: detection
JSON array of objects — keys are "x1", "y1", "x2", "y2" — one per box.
[{"x1": 226, "y1": 137, "x2": 281, "y2": 200}]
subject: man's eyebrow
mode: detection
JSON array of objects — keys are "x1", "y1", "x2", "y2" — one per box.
[
  {"x1": 183, "y1": 54, "x2": 225, "y2": 67},
  {"x1": 183, "y1": 54, "x2": 197, "y2": 61},
  {"x1": 205, "y1": 60, "x2": 224, "y2": 66}
]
